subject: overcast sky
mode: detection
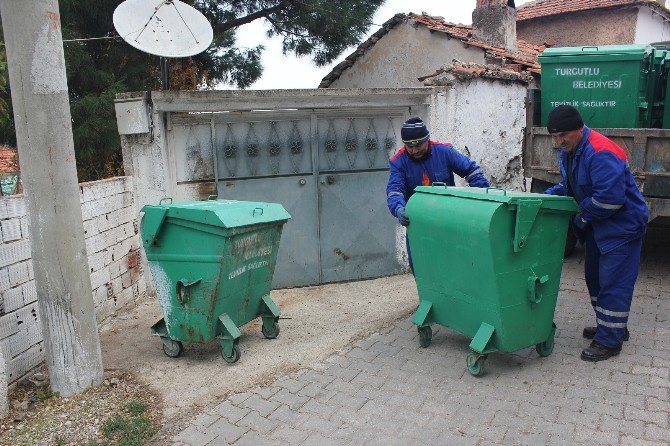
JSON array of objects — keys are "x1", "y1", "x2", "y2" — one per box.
[{"x1": 233, "y1": 0, "x2": 534, "y2": 90}]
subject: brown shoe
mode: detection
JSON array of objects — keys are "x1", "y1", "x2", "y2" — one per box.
[
  {"x1": 580, "y1": 341, "x2": 622, "y2": 362},
  {"x1": 582, "y1": 326, "x2": 629, "y2": 341}
]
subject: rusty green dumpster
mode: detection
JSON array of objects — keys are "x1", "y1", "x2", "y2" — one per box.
[
  {"x1": 406, "y1": 185, "x2": 579, "y2": 376},
  {"x1": 141, "y1": 197, "x2": 290, "y2": 364}
]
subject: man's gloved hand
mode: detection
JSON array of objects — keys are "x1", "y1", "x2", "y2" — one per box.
[
  {"x1": 397, "y1": 207, "x2": 409, "y2": 226},
  {"x1": 573, "y1": 213, "x2": 589, "y2": 231},
  {"x1": 572, "y1": 213, "x2": 589, "y2": 244}
]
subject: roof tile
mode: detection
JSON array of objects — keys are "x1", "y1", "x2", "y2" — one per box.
[{"x1": 517, "y1": 0, "x2": 670, "y2": 21}]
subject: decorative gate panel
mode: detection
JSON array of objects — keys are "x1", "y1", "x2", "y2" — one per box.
[{"x1": 170, "y1": 109, "x2": 408, "y2": 286}]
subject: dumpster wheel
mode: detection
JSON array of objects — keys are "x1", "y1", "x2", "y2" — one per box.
[
  {"x1": 536, "y1": 322, "x2": 557, "y2": 357},
  {"x1": 162, "y1": 339, "x2": 184, "y2": 358},
  {"x1": 466, "y1": 353, "x2": 486, "y2": 377},
  {"x1": 262, "y1": 319, "x2": 280, "y2": 339},
  {"x1": 418, "y1": 326, "x2": 432, "y2": 348},
  {"x1": 222, "y1": 342, "x2": 241, "y2": 364}
]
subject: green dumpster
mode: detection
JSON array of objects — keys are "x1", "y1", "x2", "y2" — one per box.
[
  {"x1": 406, "y1": 186, "x2": 579, "y2": 376},
  {"x1": 141, "y1": 197, "x2": 291, "y2": 364},
  {"x1": 539, "y1": 45, "x2": 653, "y2": 128},
  {"x1": 663, "y1": 52, "x2": 670, "y2": 129}
]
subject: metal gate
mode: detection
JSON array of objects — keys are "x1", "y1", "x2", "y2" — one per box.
[{"x1": 154, "y1": 90, "x2": 432, "y2": 288}]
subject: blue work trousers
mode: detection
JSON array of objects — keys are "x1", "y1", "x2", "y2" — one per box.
[{"x1": 584, "y1": 231, "x2": 643, "y2": 348}]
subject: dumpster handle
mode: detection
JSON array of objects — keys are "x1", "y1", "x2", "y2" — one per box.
[
  {"x1": 582, "y1": 46, "x2": 598, "y2": 51},
  {"x1": 159, "y1": 197, "x2": 173, "y2": 205},
  {"x1": 208, "y1": 195, "x2": 218, "y2": 201},
  {"x1": 177, "y1": 278, "x2": 202, "y2": 305},
  {"x1": 527, "y1": 274, "x2": 549, "y2": 304},
  {"x1": 431, "y1": 182, "x2": 447, "y2": 188},
  {"x1": 486, "y1": 187, "x2": 507, "y2": 196},
  {"x1": 253, "y1": 207, "x2": 264, "y2": 217}
]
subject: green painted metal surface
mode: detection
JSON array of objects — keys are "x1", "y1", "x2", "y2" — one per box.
[
  {"x1": 142, "y1": 198, "x2": 290, "y2": 362},
  {"x1": 539, "y1": 45, "x2": 654, "y2": 128},
  {"x1": 406, "y1": 186, "x2": 578, "y2": 371}
]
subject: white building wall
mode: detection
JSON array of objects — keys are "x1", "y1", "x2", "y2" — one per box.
[
  {"x1": 635, "y1": 7, "x2": 670, "y2": 44},
  {"x1": 329, "y1": 23, "x2": 486, "y2": 88},
  {"x1": 428, "y1": 76, "x2": 528, "y2": 190},
  {"x1": 0, "y1": 177, "x2": 148, "y2": 384}
]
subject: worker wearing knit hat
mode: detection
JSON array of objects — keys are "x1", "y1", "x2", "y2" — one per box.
[
  {"x1": 401, "y1": 117, "x2": 430, "y2": 146},
  {"x1": 386, "y1": 116, "x2": 490, "y2": 274},
  {"x1": 544, "y1": 104, "x2": 648, "y2": 362},
  {"x1": 547, "y1": 104, "x2": 584, "y2": 134}
]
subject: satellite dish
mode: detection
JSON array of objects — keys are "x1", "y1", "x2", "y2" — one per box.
[{"x1": 113, "y1": 0, "x2": 214, "y2": 58}]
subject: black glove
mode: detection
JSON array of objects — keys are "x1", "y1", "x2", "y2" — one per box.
[
  {"x1": 573, "y1": 213, "x2": 589, "y2": 231},
  {"x1": 397, "y1": 207, "x2": 409, "y2": 226}
]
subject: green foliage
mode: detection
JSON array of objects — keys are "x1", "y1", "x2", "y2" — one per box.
[
  {"x1": 36, "y1": 389, "x2": 60, "y2": 401},
  {"x1": 125, "y1": 398, "x2": 148, "y2": 416},
  {"x1": 1, "y1": 0, "x2": 384, "y2": 181},
  {"x1": 88, "y1": 396, "x2": 155, "y2": 446}
]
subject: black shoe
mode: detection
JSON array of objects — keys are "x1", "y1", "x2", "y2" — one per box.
[
  {"x1": 580, "y1": 341, "x2": 622, "y2": 362},
  {"x1": 582, "y1": 326, "x2": 629, "y2": 341}
]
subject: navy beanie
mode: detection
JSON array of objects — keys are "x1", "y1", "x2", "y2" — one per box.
[
  {"x1": 401, "y1": 117, "x2": 430, "y2": 145},
  {"x1": 547, "y1": 105, "x2": 584, "y2": 133}
]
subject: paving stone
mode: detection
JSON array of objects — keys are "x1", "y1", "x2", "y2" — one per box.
[
  {"x1": 231, "y1": 429, "x2": 286, "y2": 446},
  {"x1": 172, "y1": 426, "x2": 218, "y2": 446},
  {"x1": 237, "y1": 410, "x2": 280, "y2": 434},
  {"x1": 211, "y1": 400, "x2": 251, "y2": 424},
  {"x1": 239, "y1": 394, "x2": 282, "y2": 417},
  {"x1": 270, "y1": 425, "x2": 310, "y2": 445},
  {"x1": 207, "y1": 418, "x2": 249, "y2": 444},
  {"x1": 172, "y1": 252, "x2": 670, "y2": 446}
]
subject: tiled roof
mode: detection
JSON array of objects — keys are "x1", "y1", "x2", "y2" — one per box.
[
  {"x1": 517, "y1": 0, "x2": 670, "y2": 21},
  {"x1": 409, "y1": 13, "x2": 544, "y2": 73},
  {"x1": 419, "y1": 62, "x2": 535, "y2": 86},
  {"x1": 319, "y1": 13, "x2": 544, "y2": 88},
  {"x1": 0, "y1": 146, "x2": 19, "y2": 173}
]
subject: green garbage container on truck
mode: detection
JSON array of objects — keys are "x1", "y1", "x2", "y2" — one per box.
[
  {"x1": 141, "y1": 197, "x2": 291, "y2": 364},
  {"x1": 539, "y1": 45, "x2": 653, "y2": 128},
  {"x1": 406, "y1": 186, "x2": 579, "y2": 376}
]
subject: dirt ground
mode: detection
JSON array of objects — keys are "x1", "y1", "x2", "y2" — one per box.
[{"x1": 100, "y1": 273, "x2": 419, "y2": 440}]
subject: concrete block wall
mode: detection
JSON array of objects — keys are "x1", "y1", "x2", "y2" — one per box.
[{"x1": 0, "y1": 176, "x2": 148, "y2": 384}]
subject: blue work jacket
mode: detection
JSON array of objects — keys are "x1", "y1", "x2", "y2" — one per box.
[
  {"x1": 386, "y1": 141, "x2": 490, "y2": 217},
  {"x1": 545, "y1": 127, "x2": 648, "y2": 253}
]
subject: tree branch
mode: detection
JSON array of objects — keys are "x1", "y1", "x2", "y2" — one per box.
[
  {"x1": 265, "y1": 16, "x2": 311, "y2": 39},
  {"x1": 213, "y1": 1, "x2": 292, "y2": 34}
]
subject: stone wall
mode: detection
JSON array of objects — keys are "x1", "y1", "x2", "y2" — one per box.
[{"x1": 0, "y1": 176, "x2": 148, "y2": 384}]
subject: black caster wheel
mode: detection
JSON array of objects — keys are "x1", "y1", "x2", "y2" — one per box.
[
  {"x1": 466, "y1": 353, "x2": 486, "y2": 377},
  {"x1": 222, "y1": 343, "x2": 241, "y2": 364},
  {"x1": 162, "y1": 338, "x2": 183, "y2": 358},
  {"x1": 418, "y1": 326, "x2": 432, "y2": 348},
  {"x1": 262, "y1": 320, "x2": 280, "y2": 339}
]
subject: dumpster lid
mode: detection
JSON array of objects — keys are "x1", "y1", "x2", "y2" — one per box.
[
  {"x1": 413, "y1": 186, "x2": 580, "y2": 212},
  {"x1": 143, "y1": 199, "x2": 291, "y2": 229},
  {"x1": 539, "y1": 44, "x2": 650, "y2": 62}
]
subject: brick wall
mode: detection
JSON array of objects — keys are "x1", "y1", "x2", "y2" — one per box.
[{"x1": 0, "y1": 176, "x2": 148, "y2": 384}]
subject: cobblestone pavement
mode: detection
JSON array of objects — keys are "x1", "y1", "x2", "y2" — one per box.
[{"x1": 173, "y1": 233, "x2": 670, "y2": 446}]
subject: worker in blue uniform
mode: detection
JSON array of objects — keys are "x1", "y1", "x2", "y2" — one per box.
[
  {"x1": 386, "y1": 117, "x2": 490, "y2": 271},
  {"x1": 544, "y1": 105, "x2": 648, "y2": 362}
]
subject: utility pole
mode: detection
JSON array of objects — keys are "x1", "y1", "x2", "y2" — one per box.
[{"x1": 0, "y1": 0, "x2": 103, "y2": 396}]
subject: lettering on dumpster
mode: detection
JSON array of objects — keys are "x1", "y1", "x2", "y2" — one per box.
[
  {"x1": 551, "y1": 100, "x2": 617, "y2": 108},
  {"x1": 228, "y1": 260, "x2": 269, "y2": 280},
  {"x1": 572, "y1": 80, "x2": 622, "y2": 89},
  {"x1": 554, "y1": 67, "x2": 600, "y2": 76},
  {"x1": 243, "y1": 245, "x2": 272, "y2": 261}
]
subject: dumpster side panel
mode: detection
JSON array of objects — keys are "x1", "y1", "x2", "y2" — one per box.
[
  {"x1": 145, "y1": 221, "x2": 226, "y2": 343},
  {"x1": 491, "y1": 207, "x2": 571, "y2": 352},
  {"x1": 408, "y1": 195, "x2": 503, "y2": 339},
  {"x1": 215, "y1": 224, "x2": 285, "y2": 329}
]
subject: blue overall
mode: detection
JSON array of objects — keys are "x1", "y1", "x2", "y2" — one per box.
[
  {"x1": 545, "y1": 127, "x2": 647, "y2": 347},
  {"x1": 386, "y1": 141, "x2": 490, "y2": 270}
]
